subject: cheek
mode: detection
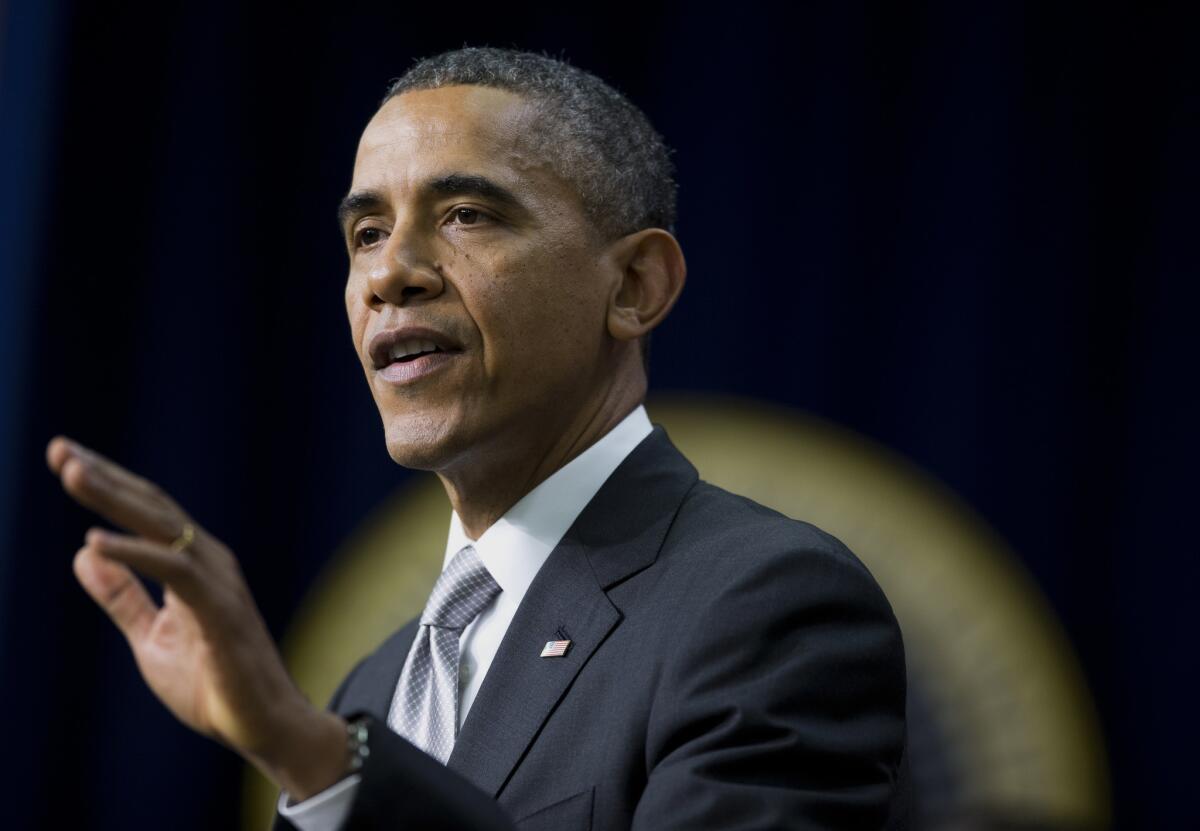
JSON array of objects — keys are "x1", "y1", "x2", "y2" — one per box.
[
  {"x1": 470, "y1": 252, "x2": 608, "y2": 378},
  {"x1": 345, "y1": 282, "x2": 369, "y2": 360}
]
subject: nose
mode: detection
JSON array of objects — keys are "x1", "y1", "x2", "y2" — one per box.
[{"x1": 364, "y1": 222, "x2": 445, "y2": 307}]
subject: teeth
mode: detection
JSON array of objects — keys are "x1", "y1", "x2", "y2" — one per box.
[{"x1": 389, "y1": 338, "x2": 439, "y2": 361}]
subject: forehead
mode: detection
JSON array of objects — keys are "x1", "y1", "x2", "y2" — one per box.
[{"x1": 352, "y1": 85, "x2": 554, "y2": 194}]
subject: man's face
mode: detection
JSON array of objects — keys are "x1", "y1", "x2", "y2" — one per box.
[{"x1": 342, "y1": 85, "x2": 618, "y2": 471}]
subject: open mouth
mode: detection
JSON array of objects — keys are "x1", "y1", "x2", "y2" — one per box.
[
  {"x1": 387, "y1": 339, "x2": 446, "y2": 364},
  {"x1": 368, "y1": 327, "x2": 463, "y2": 379}
]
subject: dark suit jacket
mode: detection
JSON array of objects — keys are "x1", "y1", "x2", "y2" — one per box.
[{"x1": 274, "y1": 426, "x2": 909, "y2": 830}]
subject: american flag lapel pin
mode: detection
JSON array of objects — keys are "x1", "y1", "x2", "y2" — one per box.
[{"x1": 540, "y1": 638, "x2": 571, "y2": 658}]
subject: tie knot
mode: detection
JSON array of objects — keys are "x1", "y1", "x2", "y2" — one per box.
[{"x1": 421, "y1": 544, "x2": 501, "y2": 631}]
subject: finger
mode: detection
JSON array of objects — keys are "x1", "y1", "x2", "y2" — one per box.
[
  {"x1": 48, "y1": 435, "x2": 159, "y2": 499},
  {"x1": 86, "y1": 528, "x2": 205, "y2": 606},
  {"x1": 53, "y1": 444, "x2": 192, "y2": 544},
  {"x1": 46, "y1": 435, "x2": 73, "y2": 474},
  {"x1": 73, "y1": 545, "x2": 159, "y2": 644}
]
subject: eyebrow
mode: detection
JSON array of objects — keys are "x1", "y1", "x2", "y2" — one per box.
[
  {"x1": 427, "y1": 173, "x2": 525, "y2": 213},
  {"x1": 336, "y1": 173, "x2": 528, "y2": 231},
  {"x1": 337, "y1": 190, "x2": 388, "y2": 232}
]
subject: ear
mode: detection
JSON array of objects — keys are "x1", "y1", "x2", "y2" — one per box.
[{"x1": 605, "y1": 228, "x2": 687, "y2": 344}]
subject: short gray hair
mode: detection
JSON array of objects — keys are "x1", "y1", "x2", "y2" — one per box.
[{"x1": 382, "y1": 47, "x2": 677, "y2": 240}]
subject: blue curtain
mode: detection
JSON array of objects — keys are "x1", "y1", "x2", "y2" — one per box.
[{"x1": 2, "y1": 2, "x2": 1195, "y2": 828}]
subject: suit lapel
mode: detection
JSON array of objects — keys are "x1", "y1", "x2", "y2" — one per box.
[
  {"x1": 336, "y1": 618, "x2": 421, "y2": 720},
  {"x1": 447, "y1": 426, "x2": 698, "y2": 796},
  {"x1": 446, "y1": 535, "x2": 619, "y2": 796}
]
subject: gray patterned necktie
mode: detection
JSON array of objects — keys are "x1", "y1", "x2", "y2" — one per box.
[{"x1": 387, "y1": 544, "x2": 501, "y2": 763}]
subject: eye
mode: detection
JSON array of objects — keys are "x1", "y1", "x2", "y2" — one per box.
[
  {"x1": 452, "y1": 207, "x2": 482, "y2": 225},
  {"x1": 353, "y1": 227, "x2": 385, "y2": 249}
]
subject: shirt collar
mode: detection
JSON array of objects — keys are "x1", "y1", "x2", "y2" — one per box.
[{"x1": 443, "y1": 404, "x2": 654, "y2": 598}]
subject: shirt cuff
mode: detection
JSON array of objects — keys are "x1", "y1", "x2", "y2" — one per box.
[{"x1": 277, "y1": 774, "x2": 361, "y2": 831}]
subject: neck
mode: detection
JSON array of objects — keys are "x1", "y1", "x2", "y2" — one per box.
[{"x1": 437, "y1": 374, "x2": 645, "y2": 540}]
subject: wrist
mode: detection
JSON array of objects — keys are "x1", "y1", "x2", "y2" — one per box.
[{"x1": 253, "y1": 706, "x2": 352, "y2": 802}]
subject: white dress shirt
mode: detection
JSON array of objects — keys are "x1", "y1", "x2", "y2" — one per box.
[{"x1": 279, "y1": 405, "x2": 653, "y2": 830}]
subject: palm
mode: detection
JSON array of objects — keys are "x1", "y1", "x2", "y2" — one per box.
[{"x1": 131, "y1": 590, "x2": 217, "y2": 734}]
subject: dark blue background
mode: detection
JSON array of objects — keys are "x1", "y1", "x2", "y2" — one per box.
[{"x1": 1, "y1": 2, "x2": 1195, "y2": 828}]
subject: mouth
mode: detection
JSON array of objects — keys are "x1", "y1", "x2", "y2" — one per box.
[
  {"x1": 368, "y1": 326, "x2": 464, "y2": 385},
  {"x1": 376, "y1": 349, "x2": 458, "y2": 385},
  {"x1": 386, "y1": 338, "x2": 448, "y2": 364}
]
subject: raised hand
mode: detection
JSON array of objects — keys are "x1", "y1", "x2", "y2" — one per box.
[{"x1": 46, "y1": 435, "x2": 350, "y2": 800}]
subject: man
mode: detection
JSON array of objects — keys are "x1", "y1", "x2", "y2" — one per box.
[{"x1": 46, "y1": 48, "x2": 908, "y2": 829}]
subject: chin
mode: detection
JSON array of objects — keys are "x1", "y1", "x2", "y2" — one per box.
[{"x1": 380, "y1": 412, "x2": 469, "y2": 471}]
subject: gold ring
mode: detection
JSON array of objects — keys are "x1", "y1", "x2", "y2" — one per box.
[{"x1": 169, "y1": 522, "x2": 195, "y2": 554}]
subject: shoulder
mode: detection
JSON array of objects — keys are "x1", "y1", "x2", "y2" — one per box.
[
  {"x1": 630, "y1": 478, "x2": 911, "y2": 828},
  {"x1": 658, "y1": 479, "x2": 896, "y2": 624},
  {"x1": 672, "y1": 479, "x2": 866, "y2": 558},
  {"x1": 644, "y1": 478, "x2": 906, "y2": 720}
]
